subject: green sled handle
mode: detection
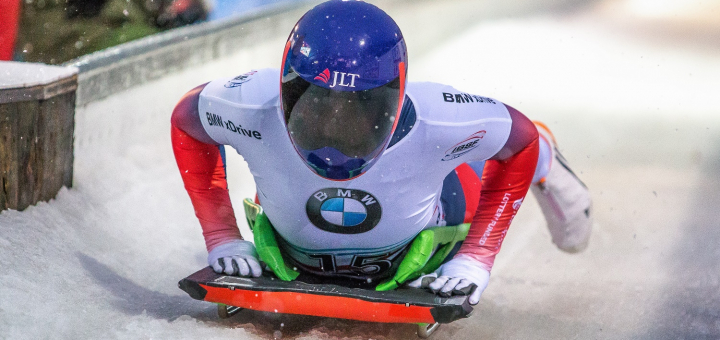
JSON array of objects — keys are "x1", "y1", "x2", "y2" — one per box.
[
  {"x1": 242, "y1": 198, "x2": 261, "y2": 232},
  {"x1": 243, "y1": 198, "x2": 299, "y2": 281},
  {"x1": 242, "y1": 198, "x2": 469, "y2": 287},
  {"x1": 375, "y1": 223, "x2": 470, "y2": 291}
]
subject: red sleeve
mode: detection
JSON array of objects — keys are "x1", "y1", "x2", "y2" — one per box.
[
  {"x1": 171, "y1": 124, "x2": 243, "y2": 252},
  {"x1": 456, "y1": 136, "x2": 539, "y2": 271}
]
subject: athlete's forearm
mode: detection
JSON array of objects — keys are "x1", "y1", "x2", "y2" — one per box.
[
  {"x1": 171, "y1": 125, "x2": 242, "y2": 251},
  {"x1": 457, "y1": 136, "x2": 539, "y2": 271}
]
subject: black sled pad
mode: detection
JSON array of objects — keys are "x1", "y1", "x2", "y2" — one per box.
[{"x1": 179, "y1": 267, "x2": 473, "y2": 324}]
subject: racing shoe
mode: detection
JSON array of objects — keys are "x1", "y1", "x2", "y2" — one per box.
[{"x1": 531, "y1": 122, "x2": 593, "y2": 253}]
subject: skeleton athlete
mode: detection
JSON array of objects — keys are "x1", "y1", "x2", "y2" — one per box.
[{"x1": 171, "y1": 0, "x2": 593, "y2": 305}]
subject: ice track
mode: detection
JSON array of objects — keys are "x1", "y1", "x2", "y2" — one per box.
[{"x1": 1, "y1": 0, "x2": 719, "y2": 338}]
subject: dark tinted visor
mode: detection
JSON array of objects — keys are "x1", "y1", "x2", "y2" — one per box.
[{"x1": 282, "y1": 75, "x2": 401, "y2": 159}]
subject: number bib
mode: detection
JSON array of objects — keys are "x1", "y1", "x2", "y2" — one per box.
[{"x1": 276, "y1": 235, "x2": 407, "y2": 281}]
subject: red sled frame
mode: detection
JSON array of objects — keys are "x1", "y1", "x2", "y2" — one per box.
[{"x1": 179, "y1": 267, "x2": 473, "y2": 330}]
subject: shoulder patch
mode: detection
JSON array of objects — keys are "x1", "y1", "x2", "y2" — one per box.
[
  {"x1": 441, "y1": 130, "x2": 486, "y2": 161},
  {"x1": 224, "y1": 70, "x2": 258, "y2": 88}
]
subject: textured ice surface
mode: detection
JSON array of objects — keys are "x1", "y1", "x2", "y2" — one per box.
[{"x1": 1, "y1": 0, "x2": 719, "y2": 339}]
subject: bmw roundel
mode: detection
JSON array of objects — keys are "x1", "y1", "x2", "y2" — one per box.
[{"x1": 306, "y1": 188, "x2": 382, "y2": 234}]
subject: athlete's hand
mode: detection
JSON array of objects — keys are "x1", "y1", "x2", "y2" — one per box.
[
  {"x1": 407, "y1": 255, "x2": 490, "y2": 305},
  {"x1": 207, "y1": 240, "x2": 263, "y2": 277}
]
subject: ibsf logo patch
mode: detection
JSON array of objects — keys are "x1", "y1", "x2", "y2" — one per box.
[
  {"x1": 442, "y1": 130, "x2": 486, "y2": 161},
  {"x1": 224, "y1": 70, "x2": 257, "y2": 88},
  {"x1": 306, "y1": 188, "x2": 382, "y2": 234}
]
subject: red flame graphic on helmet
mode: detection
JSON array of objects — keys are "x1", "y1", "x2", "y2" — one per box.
[{"x1": 314, "y1": 68, "x2": 331, "y2": 83}]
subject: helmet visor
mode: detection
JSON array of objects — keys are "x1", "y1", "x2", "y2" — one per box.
[{"x1": 282, "y1": 74, "x2": 401, "y2": 179}]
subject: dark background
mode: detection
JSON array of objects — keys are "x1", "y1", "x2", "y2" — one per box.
[{"x1": 15, "y1": 0, "x2": 209, "y2": 64}]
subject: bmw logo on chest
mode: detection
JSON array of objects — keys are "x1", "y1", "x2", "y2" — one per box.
[{"x1": 306, "y1": 188, "x2": 382, "y2": 234}]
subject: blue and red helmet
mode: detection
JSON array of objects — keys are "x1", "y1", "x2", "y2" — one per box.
[{"x1": 281, "y1": 0, "x2": 408, "y2": 180}]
